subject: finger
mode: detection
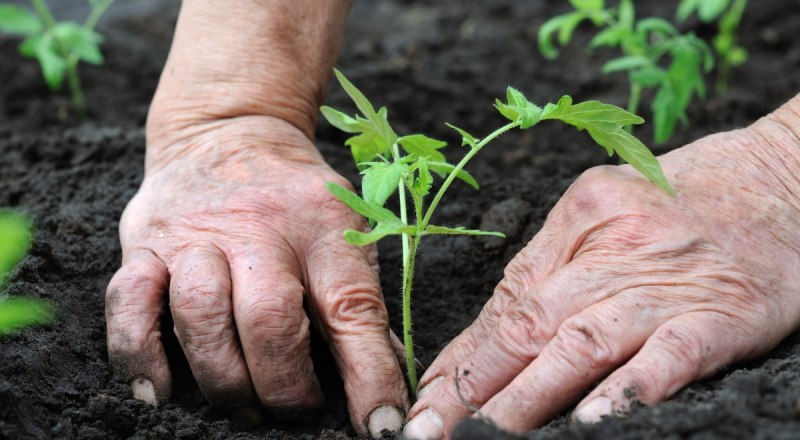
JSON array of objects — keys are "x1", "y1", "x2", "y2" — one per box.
[
  {"x1": 306, "y1": 237, "x2": 408, "y2": 439},
  {"x1": 407, "y1": 260, "x2": 618, "y2": 437},
  {"x1": 105, "y1": 249, "x2": 171, "y2": 406},
  {"x1": 169, "y1": 245, "x2": 256, "y2": 407},
  {"x1": 417, "y1": 206, "x2": 586, "y2": 390},
  {"x1": 477, "y1": 297, "x2": 668, "y2": 433},
  {"x1": 231, "y1": 247, "x2": 324, "y2": 416},
  {"x1": 572, "y1": 311, "x2": 758, "y2": 423}
]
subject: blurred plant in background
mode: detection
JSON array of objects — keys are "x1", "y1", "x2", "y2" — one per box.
[
  {"x1": 0, "y1": 0, "x2": 114, "y2": 117},
  {"x1": 0, "y1": 211, "x2": 53, "y2": 336}
]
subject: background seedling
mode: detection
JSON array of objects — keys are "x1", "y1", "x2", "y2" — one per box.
[
  {"x1": 0, "y1": 0, "x2": 114, "y2": 117},
  {"x1": 677, "y1": 0, "x2": 748, "y2": 93},
  {"x1": 539, "y1": 0, "x2": 714, "y2": 144},
  {"x1": 322, "y1": 69, "x2": 672, "y2": 394},
  {"x1": 0, "y1": 211, "x2": 53, "y2": 336}
]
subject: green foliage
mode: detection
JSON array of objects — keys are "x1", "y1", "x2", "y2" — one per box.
[
  {"x1": 321, "y1": 69, "x2": 672, "y2": 394},
  {"x1": 0, "y1": 211, "x2": 53, "y2": 336},
  {"x1": 677, "y1": 0, "x2": 748, "y2": 92},
  {"x1": 0, "y1": 0, "x2": 114, "y2": 117},
  {"x1": 538, "y1": 0, "x2": 715, "y2": 144}
]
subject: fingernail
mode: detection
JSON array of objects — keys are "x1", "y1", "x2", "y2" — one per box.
[
  {"x1": 574, "y1": 396, "x2": 613, "y2": 424},
  {"x1": 403, "y1": 408, "x2": 443, "y2": 440},
  {"x1": 416, "y1": 376, "x2": 444, "y2": 400},
  {"x1": 131, "y1": 377, "x2": 157, "y2": 406},
  {"x1": 367, "y1": 405, "x2": 404, "y2": 439}
]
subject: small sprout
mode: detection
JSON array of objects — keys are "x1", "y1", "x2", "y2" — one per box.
[
  {"x1": 0, "y1": 211, "x2": 54, "y2": 336},
  {"x1": 0, "y1": 0, "x2": 114, "y2": 117},
  {"x1": 539, "y1": 0, "x2": 715, "y2": 144},
  {"x1": 322, "y1": 69, "x2": 672, "y2": 395}
]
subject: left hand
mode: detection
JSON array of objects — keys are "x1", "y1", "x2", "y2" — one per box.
[{"x1": 402, "y1": 105, "x2": 800, "y2": 439}]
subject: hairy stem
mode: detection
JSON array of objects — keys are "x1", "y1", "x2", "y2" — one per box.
[
  {"x1": 420, "y1": 121, "x2": 518, "y2": 228},
  {"x1": 402, "y1": 236, "x2": 419, "y2": 395}
]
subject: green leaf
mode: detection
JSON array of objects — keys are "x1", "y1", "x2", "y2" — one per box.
[
  {"x1": 588, "y1": 27, "x2": 622, "y2": 48},
  {"x1": 445, "y1": 123, "x2": 479, "y2": 148},
  {"x1": 636, "y1": 18, "x2": 678, "y2": 37},
  {"x1": 602, "y1": 55, "x2": 651, "y2": 74},
  {"x1": 0, "y1": 211, "x2": 32, "y2": 281},
  {"x1": 651, "y1": 41, "x2": 707, "y2": 144},
  {"x1": 557, "y1": 12, "x2": 587, "y2": 46},
  {"x1": 538, "y1": 14, "x2": 571, "y2": 59},
  {"x1": 412, "y1": 161, "x2": 433, "y2": 197},
  {"x1": 569, "y1": 0, "x2": 603, "y2": 11},
  {"x1": 0, "y1": 297, "x2": 54, "y2": 335},
  {"x1": 343, "y1": 222, "x2": 416, "y2": 246},
  {"x1": 617, "y1": 0, "x2": 634, "y2": 31},
  {"x1": 727, "y1": 46, "x2": 748, "y2": 66},
  {"x1": 345, "y1": 131, "x2": 389, "y2": 167},
  {"x1": 398, "y1": 134, "x2": 447, "y2": 163},
  {"x1": 320, "y1": 106, "x2": 362, "y2": 133},
  {"x1": 326, "y1": 182, "x2": 403, "y2": 225},
  {"x1": 361, "y1": 161, "x2": 404, "y2": 208},
  {"x1": 0, "y1": 4, "x2": 42, "y2": 35},
  {"x1": 698, "y1": 0, "x2": 729, "y2": 22},
  {"x1": 27, "y1": 35, "x2": 67, "y2": 90},
  {"x1": 427, "y1": 161, "x2": 479, "y2": 190},
  {"x1": 424, "y1": 225, "x2": 505, "y2": 238},
  {"x1": 676, "y1": 0, "x2": 699, "y2": 21},
  {"x1": 52, "y1": 22, "x2": 103, "y2": 64},
  {"x1": 630, "y1": 66, "x2": 666, "y2": 87},
  {"x1": 542, "y1": 96, "x2": 673, "y2": 194},
  {"x1": 495, "y1": 87, "x2": 542, "y2": 129}
]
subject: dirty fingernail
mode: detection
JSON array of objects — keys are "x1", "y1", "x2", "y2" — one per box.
[
  {"x1": 367, "y1": 405, "x2": 404, "y2": 439},
  {"x1": 416, "y1": 376, "x2": 444, "y2": 400},
  {"x1": 131, "y1": 377, "x2": 157, "y2": 406},
  {"x1": 574, "y1": 396, "x2": 613, "y2": 424},
  {"x1": 403, "y1": 408, "x2": 443, "y2": 440}
]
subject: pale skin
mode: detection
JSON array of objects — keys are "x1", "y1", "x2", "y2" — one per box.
[{"x1": 103, "y1": 1, "x2": 800, "y2": 440}]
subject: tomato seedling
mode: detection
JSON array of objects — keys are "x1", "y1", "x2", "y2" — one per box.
[
  {"x1": 677, "y1": 0, "x2": 748, "y2": 93},
  {"x1": 539, "y1": 0, "x2": 714, "y2": 144},
  {"x1": 0, "y1": 211, "x2": 53, "y2": 336},
  {"x1": 0, "y1": 0, "x2": 114, "y2": 117},
  {"x1": 322, "y1": 69, "x2": 672, "y2": 394}
]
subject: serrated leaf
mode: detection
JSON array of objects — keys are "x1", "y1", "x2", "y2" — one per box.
[
  {"x1": 0, "y1": 297, "x2": 54, "y2": 335},
  {"x1": 496, "y1": 87, "x2": 542, "y2": 129},
  {"x1": 398, "y1": 134, "x2": 447, "y2": 163},
  {"x1": 542, "y1": 97, "x2": 672, "y2": 194},
  {"x1": 345, "y1": 131, "x2": 388, "y2": 167},
  {"x1": 424, "y1": 225, "x2": 505, "y2": 238},
  {"x1": 0, "y1": 4, "x2": 42, "y2": 35},
  {"x1": 361, "y1": 161, "x2": 404, "y2": 208},
  {"x1": 445, "y1": 123, "x2": 479, "y2": 148},
  {"x1": 326, "y1": 182, "x2": 402, "y2": 225},
  {"x1": 343, "y1": 222, "x2": 416, "y2": 246},
  {"x1": 602, "y1": 55, "x2": 651, "y2": 73},
  {"x1": 427, "y1": 162, "x2": 479, "y2": 190}
]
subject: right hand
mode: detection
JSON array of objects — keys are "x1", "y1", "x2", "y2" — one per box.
[{"x1": 105, "y1": 115, "x2": 409, "y2": 438}]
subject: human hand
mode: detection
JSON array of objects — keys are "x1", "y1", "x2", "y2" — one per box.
[
  {"x1": 404, "y1": 101, "x2": 800, "y2": 439},
  {"x1": 105, "y1": 116, "x2": 408, "y2": 438}
]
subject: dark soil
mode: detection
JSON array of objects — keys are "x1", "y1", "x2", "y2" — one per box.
[{"x1": 2, "y1": 0, "x2": 800, "y2": 439}]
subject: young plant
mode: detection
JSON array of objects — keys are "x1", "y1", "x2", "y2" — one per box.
[
  {"x1": 0, "y1": 0, "x2": 114, "y2": 117},
  {"x1": 0, "y1": 211, "x2": 53, "y2": 336},
  {"x1": 321, "y1": 69, "x2": 672, "y2": 394},
  {"x1": 677, "y1": 0, "x2": 748, "y2": 93},
  {"x1": 538, "y1": 0, "x2": 714, "y2": 144}
]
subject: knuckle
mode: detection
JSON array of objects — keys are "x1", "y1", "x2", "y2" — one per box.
[
  {"x1": 553, "y1": 315, "x2": 616, "y2": 372},
  {"x1": 323, "y1": 285, "x2": 388, "y2": 330},
  {"x1": 493, "y1": 299, "x2": 548, "y2": 362},
  {"x1": 650, "y1": 324, "x2": 706, "y2": 371}
]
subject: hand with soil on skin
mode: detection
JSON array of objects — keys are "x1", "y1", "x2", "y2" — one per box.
[
  {"x1": 104, "y1": 1, "x2": 408, "y2": 438},
  {"x1": 404, "y1": 97, "x2": 800, "y2": 439}
]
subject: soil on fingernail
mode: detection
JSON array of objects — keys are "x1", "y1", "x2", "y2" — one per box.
[{"x1": 2, "y1": 0, "x2": 800, "y2": 439}]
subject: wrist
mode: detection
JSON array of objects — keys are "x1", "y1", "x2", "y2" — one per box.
[{"x1": 146, "y1": 0, "x2": 351, "y2": 145}]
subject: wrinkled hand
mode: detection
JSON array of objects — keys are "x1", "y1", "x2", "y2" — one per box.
[
  {"x1": 105, "y1": 116, "x2": 408, "y2": 438},
  {"x1": 405, "y1": 110, "x2": 800, "y2": 438}
]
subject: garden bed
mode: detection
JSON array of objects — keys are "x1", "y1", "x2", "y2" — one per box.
[{"x1": 2, "y1": 0, "x2": 800, "y2": 438}]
